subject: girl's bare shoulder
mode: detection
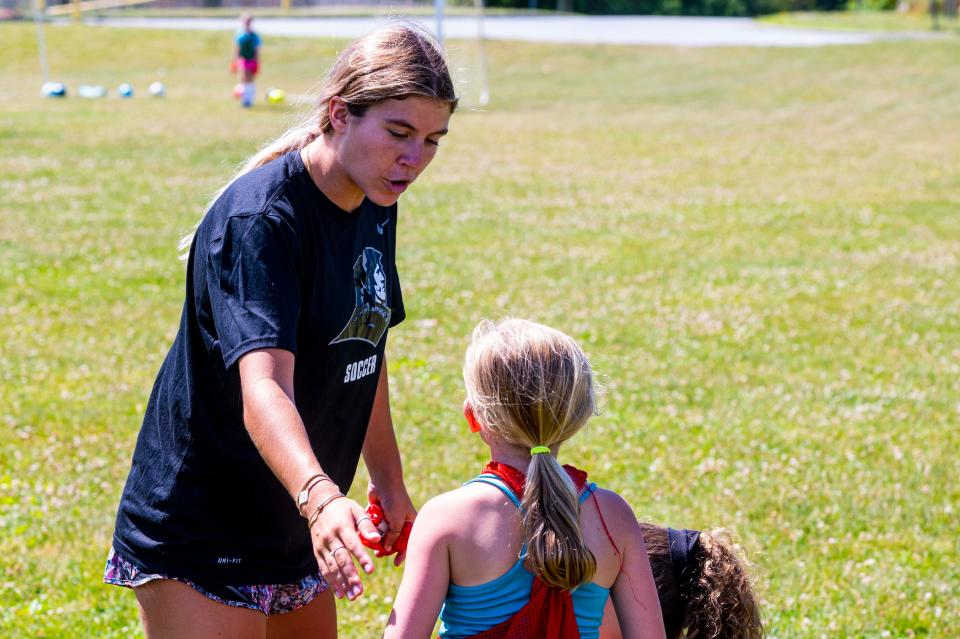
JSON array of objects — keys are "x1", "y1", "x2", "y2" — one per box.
[
  {"x1": 586, "y1": 487, "x2": 643, "y2": 536},
  {"x1": 416, "y1": 483, "x2": 511, "y2": 531}
]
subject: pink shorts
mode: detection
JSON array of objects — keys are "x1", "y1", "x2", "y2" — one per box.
[
  {"x1": 237, "y1": 58, "x2": 259, "y2": 75},
  {"x1": 103, "y1": 547, "x2": 327, "y2": 616}
]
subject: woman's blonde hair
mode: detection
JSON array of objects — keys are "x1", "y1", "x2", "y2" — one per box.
[
  {"x1": 463, "y1": 319, "x2": 598, "y2": 590},
  {"x1": 180, "y1": 22, "x2": 457, "y2": 254}
]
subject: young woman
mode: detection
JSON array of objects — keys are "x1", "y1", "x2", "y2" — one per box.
[
  {"x1": 105, "y1": 24, "x2": 457, "y2": 638},
  {"x1": 384, "y1": 319, "x2": 666, "y2": 639},
  {"x1": 600, "y1": 525, "x2": 764, "y2": 639}
]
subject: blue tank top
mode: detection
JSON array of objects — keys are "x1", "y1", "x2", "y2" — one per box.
[{"x1": 438, "y1": 474, "x2": 610, "y2": 639}]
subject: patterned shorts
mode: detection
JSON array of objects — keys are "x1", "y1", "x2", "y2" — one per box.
[{"x1": 103, "y1": 547, "x2": 327, "y2": 616}]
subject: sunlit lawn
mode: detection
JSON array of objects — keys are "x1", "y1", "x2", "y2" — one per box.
[
  {"x1": 763, "y1": 9, "x2": 960, "y2": 33},
  {"x1": 1, "y1": 21, "x2": 958, "y2": 637}
]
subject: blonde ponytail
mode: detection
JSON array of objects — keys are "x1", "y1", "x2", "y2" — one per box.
[
  {"x1": 522, "y1": 452, "x2": 596, "y2": 589},
  {"x1": 178, "y1": 121, "x2": 321, "y2": 255},
  {"x1": 464, "y1": 319, "x2": 598, "y2": 590}
]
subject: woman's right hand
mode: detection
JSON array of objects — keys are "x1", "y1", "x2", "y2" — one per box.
[
  {"x1": 308, "y1": 493, "x2": 383, "y2": 600},
  {"x1": 236, "y1": 349, "x2": 383, "y2": 599}
]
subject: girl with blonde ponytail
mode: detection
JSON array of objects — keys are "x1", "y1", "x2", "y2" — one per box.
[
  {"x1": 385, "y1": 319, "x2": 665, "y2": 639},
  {"x1": 107, "y1": 23, "x2": 456, "y2": 638}
]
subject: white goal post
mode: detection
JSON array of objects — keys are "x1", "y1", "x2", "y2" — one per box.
[{"x1": 27, "y1": 0, "x2": 490, "y2": 108}]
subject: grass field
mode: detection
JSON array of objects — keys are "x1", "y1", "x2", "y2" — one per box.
[
  {"x1": 763, "y1": 9, "x2": 960, "y2": 34},
  {"x1": 2, "y1": 21, "x2": 959, "y2": 638}
]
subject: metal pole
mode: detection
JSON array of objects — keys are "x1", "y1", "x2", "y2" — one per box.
[
  {"x1": 475, "y1": 0, "x2": 489, "y2": 106},
  {"x1": 34, "y1": 0, "x2": 50, "y2": 83},
  {"x1": 434, "y1": 0, "x2": 444, "y2": 43}
]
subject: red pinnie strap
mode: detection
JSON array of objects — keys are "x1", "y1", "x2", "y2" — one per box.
[
  {"x1": 481, "y1": 461, "x2": 588, "y2": 499},
  {"x1": 357, "y1": 464, "x2": 589, "y2": 558}
]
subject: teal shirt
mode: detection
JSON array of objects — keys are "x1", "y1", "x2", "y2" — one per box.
[
  {"x1": 234, "y1": 30, "x2": 261, "y2": 60},
  {"x1": 437, "y1": 475, "x2": 610, "y2": 639}
]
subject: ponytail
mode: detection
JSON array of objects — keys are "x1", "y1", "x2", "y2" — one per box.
[
  {"x1": 235, "y1": 121, "x2": 322, "y2": 180},
  {"x1": 521, "y1": 452, "x2": 596, "y2": 590},
  {"x1": 178, "y1": 120, "x2": 320, "y2": 256},
  {"x1": 464, "y1": 319, "x2": 598, "y2": 591}
]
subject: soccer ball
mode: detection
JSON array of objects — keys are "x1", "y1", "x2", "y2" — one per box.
[
  {"x1": 233, "y1": 83, "x2": 244, "y2": 100},
  {"x1": 78, "y1": 84, "x2": 107, "y2": 99},
  {"x1": 266, "y1": 88, "x2": 286, "y2": 105},
  {"x1": 118, "y1": 83, "x2": 134, "y2": 98},
  {"x1": 148, "y1": 81, "x2": 166, "y2": 97},
  {"x1": 42, "y1": 81, "x2": 66, "y2": 98}
]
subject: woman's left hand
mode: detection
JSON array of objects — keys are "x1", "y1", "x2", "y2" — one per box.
[{"x1": 367, "y1": 480, "x2": 417, "y2": 565}]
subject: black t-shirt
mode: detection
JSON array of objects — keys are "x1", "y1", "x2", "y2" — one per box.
[{"x1": 112, "y1": 151, "x2": 404, "y2": 584}]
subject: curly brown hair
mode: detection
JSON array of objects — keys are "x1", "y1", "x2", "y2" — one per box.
[{"x1": 639, "y1": 524, "x2": 764, "y2": 639}]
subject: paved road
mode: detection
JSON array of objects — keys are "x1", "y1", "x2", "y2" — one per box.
[{"x1": 89, "y1": 15, "x2": 933, "y2": 47}]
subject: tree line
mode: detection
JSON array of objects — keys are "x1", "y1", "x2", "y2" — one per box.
[{"x1": 481, "y1": 0, "x2": 848, "y2": 15}]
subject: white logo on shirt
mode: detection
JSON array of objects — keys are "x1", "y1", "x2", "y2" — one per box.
[{"x1": 344, "y1": 354, "x2": 378, "y2": 383}]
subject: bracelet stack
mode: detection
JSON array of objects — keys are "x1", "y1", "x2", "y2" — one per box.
[
  {"x1": 296, "y1": 472, "x2": 334, "y2": 517},
  {"x1": 307, "y1": 492, "x2": 345, "y2": 528}
]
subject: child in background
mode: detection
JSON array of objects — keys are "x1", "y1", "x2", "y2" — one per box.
[
  {"x1": 232, "y1": 13, "x2": 261, "y2": 108},
  {"x1": 600, "y1": 525, "x2": 764, "y2": 639},
  {"x1": 384, "y1": 319, "x2": 666, "y2": 639}
]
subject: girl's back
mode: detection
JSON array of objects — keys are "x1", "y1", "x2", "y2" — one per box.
[
  {"x1": 384, "y1": 319, "x2": 665, "y2": 639},
  {"x1": 405, "y1": 470, "x2": 660, "y2": 639},
  {"x1": 445, "y1": 481, "x2": 626, "y2": 591}
]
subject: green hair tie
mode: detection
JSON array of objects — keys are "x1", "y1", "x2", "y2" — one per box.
[{"x1": 530, "y1": 445, "x2": 551, "y2": 455}]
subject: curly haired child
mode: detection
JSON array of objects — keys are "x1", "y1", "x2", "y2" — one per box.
[{"x1": 600, "y1": 524, "x2": 763, "y2": 639}]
